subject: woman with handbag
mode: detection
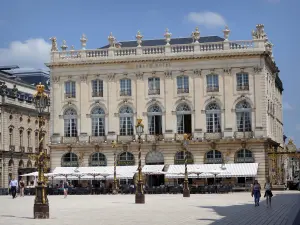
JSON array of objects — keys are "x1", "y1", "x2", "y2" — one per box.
[
  {"x1": 264, "y1": 178, "x2": 273, "y2": 208},
  {"x1": 251, "y1": 180, "x2": 261, "y2": 207}
]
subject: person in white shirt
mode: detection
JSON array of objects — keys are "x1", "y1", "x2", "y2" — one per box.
[{"x1": 9, "y1": 177, "x2": 18, "y2": 199}]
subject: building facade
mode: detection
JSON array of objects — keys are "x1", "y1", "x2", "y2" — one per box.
[
  {"x1": 47, "y1": 24, "x2": 283, "y2": 185},
  {"x1": 0, "y1": 67, "x2": 50, "y2": 188}
]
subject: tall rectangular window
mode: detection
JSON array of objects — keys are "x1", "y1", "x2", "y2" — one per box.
[
  {"x1": 236, "y1": 73, "x2": 249, "y2": 91},
  {"x1": 120, "y1": 79, "x2": 131, "y2": 96},
  {"x1": 19, "y1": 130, "x2": 23, "y2": 147},
  {"x1": 92, "y1": 79, "x2": 103, "y2": 97},
  {"x1": 177, "y1": 76, "x2": 189, "y2": 94},
  {"x1": 206, "y1": 74, "x2": 219, "y2": 92},
  {"x1": 27, "y1": 131, "x2": 31, "y2": 147},
  {"x1": 35, "y1": 132, "x2": 39, "y2": 149},
  {"x1": 148, "y1": 77, "x2": 160, "y2": 95},
  {"x1": 65, "y1": 81, "x2": 76, "y2": 98},
  {"x1": 9, "y1": 128, "x2": 13, "y2": 146}
]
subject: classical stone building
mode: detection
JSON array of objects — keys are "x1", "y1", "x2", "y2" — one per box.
[
  {"x1": 0, "y1": 66, "x2": 50, "y2": 188},
  {"x1": 47, "y1": 24, "x2": 283, "y2": 185}
]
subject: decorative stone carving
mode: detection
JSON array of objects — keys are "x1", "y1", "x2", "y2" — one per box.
[
  {"x1": 61, "y1": 40, "x2": 68, "y2": 51},
  {"x1": 136, "y1": 72, "x2": 143, "y2": 80},
  {"x1": 49, "y1": 37, "x2": 58, "y2": 51},
  {"x1": 52, "y1": 76, "x2": 60, "y2": 83},
  {"x1": 253, "y1": 66, "x2": 262, "y2": 73},
  {"x1": 223, "y1": 68, "x2": 231, "y2": 74},
  {"x1": 223, "y1": 26, "x2": 230, "y2": 41},
  {"x1": 80, "y1": 34, "x2": 87, "y2": 50},
  {"x1": 108, "y1": 32, "x2": 116, "y2": 47},
  {"x1": 108, "y1": 73, "x2": 115, "y2": 81},
  {"x1": 12, "y1": 85, "x2": 18, "y2": 98},
  {"x1": 191, "y1": 27, "x2": 200, "y2": 43},
  {"x1": 193, "y1": 69, "x2": 201, "y2": 76},
  {"x1": 80, "y1": 75, "x2": 87, "y2": 83},
  {"x1": 136, "y1": 31, "x2": 143, "y2": 47},
  {"x1": 164, "y1": 28, "x2": 172, "y2": 45},
  {"x1": 164, "y1": 71, "x2": 172, "y2": 79},
  {"x1": 252, "y1": 24, "x2": 266, "y2": 40},
  {"x1": 78, "y1": 152, "x2": 84, "y2": 166}
]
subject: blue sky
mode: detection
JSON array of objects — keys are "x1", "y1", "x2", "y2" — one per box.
[{"x1": 0, "y1": 0, "x2": 299, "y2": 146}]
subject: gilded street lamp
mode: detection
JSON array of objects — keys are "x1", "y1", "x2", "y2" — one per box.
[
  {"x1": 112, "y1": 140, "x2": 118, "y2": 194},
  {"x1": 135, "y1": 118, "x2": 145, "y2": 204},
  {"x1": 32, "y1": 83, "x2": 50, "y2": 219},
  {"x1": 183, "y1": 133, "x2": 190, "y2": 197}
]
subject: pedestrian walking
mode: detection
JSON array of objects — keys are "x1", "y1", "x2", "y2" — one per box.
[
  {"x1": 19, "y1": 178, "x2": 25, "y2": 197},
  {"x1": 264, "y1": 177, "x2": 273, "y2": 208},
  {"x1": 9, "y1": 177, "x2": 18, "y2": 199},
  {"x1": 251, "y1": 180, "x2": 261, "y2": 206},
  {"x1": 63, "y1": 180, "x2": 69, "y2": 198}
]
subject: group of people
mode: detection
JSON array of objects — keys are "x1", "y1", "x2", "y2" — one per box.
[
  {"x1": 8, "y1": 177, "x2": 26, "y2": 199},
  {"x1": 251, "y1": 178, "x2": 273, "y2": 207}
]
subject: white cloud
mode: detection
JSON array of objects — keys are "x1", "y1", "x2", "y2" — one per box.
[
  {"x1": 187, "y1": 11, "x2": 226, "y2": 28},
  {"x1": 0, "y1": 38, "x2": 51, "y2": 69},
  {"x1": 283, "y1": 102, "x2": 293, "y2": 110}
]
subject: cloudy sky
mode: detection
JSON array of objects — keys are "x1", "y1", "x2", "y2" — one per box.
[{"x1": 0, "y1": 0, "x2": 299, "y2": 145}]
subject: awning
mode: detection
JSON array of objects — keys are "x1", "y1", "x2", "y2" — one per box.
[
  {"x1": 166, "y1": 163, "x2": 259, "y2": 179},
  {"x1": 142, "y1": 165, "x2": 165, "y2": 174}
]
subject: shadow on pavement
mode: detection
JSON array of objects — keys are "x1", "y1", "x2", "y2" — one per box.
[
  {"x1": 1, "y1": 215, "x2": 33, "y2": 219},
  {"x1": 196, "y1": 193, "x2": 300, "y2": 225}
]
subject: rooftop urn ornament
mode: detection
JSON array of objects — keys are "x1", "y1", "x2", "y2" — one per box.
[
  {"x1": 164, "y1": 28, "x2": 172, "y2": 45},
  {"x1": 136, "y1": 31, "x2": 143, "y2": 47},
  {"x1": 252, "y1": 24, "x2": 266, "y2": 40},
  {"x1": 108, "y1": 32, "x2": 116, "y2": 48},
  {"x1": 80, "y1": 34, "x2": 87, "y2": 50},
  {"x1": 49, "y1": 37, "x2": 58, "y2": 51},
  {"x1": 223, "y1": 25, "x2": 230, "y2": 41},
  {"x1": 60, "y1": 40, "x2": 68, "y2": 51},
  {"x1": 191, "y1": 27, "x2": 200, "y2": 43},
  {"x1": 70, "y1": 45, "x2": 75, "y2": 51}
]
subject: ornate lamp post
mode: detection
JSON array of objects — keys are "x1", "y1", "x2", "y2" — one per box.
[
  {"x1": 135, "y1": 118, "x2": 145, "y2": 204},
  {"x1": 182, "y1": 133, "x2": 190, "y2": 197},
  {"x1": 111, "y1": 140, "x2": 118, "y2": 194},
  {"x1": 32, "y1": 83, "x2": 50, "y2": 219}
]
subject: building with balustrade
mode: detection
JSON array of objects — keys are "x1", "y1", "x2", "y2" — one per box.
[
  {"x1": 47, "y1": 24, "x2": 284, "y2": 186},
  {"x1": 0, "y1": 66, "x2": 50, "y2": 188}
]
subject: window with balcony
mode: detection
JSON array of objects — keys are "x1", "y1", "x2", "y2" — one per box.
[
  {"x1": 119, "y1": 106, "x2": 134, "y2": 136},
  {"x1": 117, "y1": 152, "x2": 135, "y2": 166},
  {"x1": 148, "y1": 77, "x2": 160, "y2": 95},
  {"x1": 120, "y1": 79, "x2": 132, "y2": 96},
  {"x1": 65, "y1": 81, "x2": 76, "y2": 98},
  {"x1": 91, "y1": 107, "x2": 105, "y2": 136},
  {"x1": 177, "y1": 76, "x2": 189, "y2": 94},
  {"x1": 206, "y1": 74, "x2": 219, "y2": 92},
  {"x1": 236, "y1": 100, "x2": 252, "y2": 132},
  {"x1": 205, "y1": 150, "x2": 223, "y2": 164},
  {"x1": 61, "y1": 152, "x2": 79, "y2": 167},
  {"x1": 235, "y1": 149, "x2": 254, "y2": 163},
  {"x1": 148, "y1": 105, "x2": 162, "y2": 135},
  {"x1": 63, "y1": 108, "x2": 78, "y2": 137},
  {"x1": 90, "y1": 152, "x2": 107, "y2": 166},
  {"x1": 236, "y1": 73, "x2": 249, "y2": 91},
  {"x1": 174, "y1": 151, "x2": 194, "y2": 164},
  {"x1": 206, "y1": 103, "x2": 221, "y2": 133},
  {"x1": 92, "y1": 79, "x2": 103, "y2": 97},
  {"x1": 176, "y1": 103, "x2": 192, "y2": 134}
]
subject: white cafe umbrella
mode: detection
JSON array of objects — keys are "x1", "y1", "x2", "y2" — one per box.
[{"x1": 207, "y1": 168, "x2": 231, "y2": 185}]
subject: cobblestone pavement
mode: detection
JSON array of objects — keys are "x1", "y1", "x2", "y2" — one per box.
[{"x1": 0, "y1": 191, "x2": 299, "y2": 225}]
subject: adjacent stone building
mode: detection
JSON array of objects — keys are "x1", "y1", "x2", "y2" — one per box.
[
  {"x1": 0, "y1": 66, "x2": 50, "y2": 188},
  {"x1": 47, "y1": 24, "x2": 283, "y2": 185}
]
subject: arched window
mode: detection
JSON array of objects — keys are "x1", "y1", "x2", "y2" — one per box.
[
  {"x1": 91, "y1": 107, "x2": 105, "y2": 136},
  {"x1": 90, "y1": 152, "x2": 107, "y2": 166},
  {"x1": 117, "y1": 152, "x2": 135, "y2": 166},
  {"x1": 64, "y1": 108, "x2": 78, "y2": 137},
  {"x1": 145, "y1": 151, "x2": 164, "y2": 165},
  {"x1": 236, "y1": 101, "x2": 252, "y2": 132},
  {"x1": 176, "y1": 103, "x2": 192, "y2": 134},
  {"x1": 148, "y1": 105, "x2": 162, "y2": 135},
  {"x1": 174, "y1": 151, "x2": 194, "y2": 164},
  {"x1": 27, "y1": 160, "x2": 32, "y2": 168},
  {"x1": 206, "y1": 74, "x2": 219, "y2": 92},
  {"x1": 19, "y1": 160, "x2": 24, "y2": 168},
  {"x1": 177, "y1": 75, "x2": 189, "y2": 94},
  {"x1": 206, "y1": 103, "x2": 221, "y2": 133},
  {"x1": 120, "y1": 79, "x2": 132, "y2": 96},
  {"x1": 92, "y1": 79, "x2": 103, "y2": 97},
  {"x1": 235, "y1": 149, "x2": 254, "y2": 163},
  {"x1": 8, "y1": 159, "x2": 14, "y2": 167},
  {"x1": 61, "y1": 152, "x2": 79, "y2": 167},
  {"x1": 119, "y1": 106, "x2": 134, "y2": 136},
  {"x1": 205, "y1": 150, "x2": 223, "y2": 164}
]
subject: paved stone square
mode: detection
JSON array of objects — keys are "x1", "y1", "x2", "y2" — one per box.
[{"x1": 0, "y1": 191, "x2": 299, "y2": 225}]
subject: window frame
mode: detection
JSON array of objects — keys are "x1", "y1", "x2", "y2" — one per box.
[
  {"x1": 236, "y1": 73, "x2": 249, "y2": 91},
  {"x1": 148, "y1": 77, "x2": 160, "y2": 95},
  {"x1": 120, "y1": 79, "x2": 132, "y2": 96},
  {"x1": 65, "y1": 81, "x2": 76, "y2": 98},
  {"x1": 176, "y1": 76, "x2": 189, "y2": 94},
  {"x1": 119, "y1": 106, "x2": 134, "y2": 136},
  {"x1": 205, "y1": 103, "x2": 221, "y2": 133},
  {"x1": 63, "y1": 108, "x2": 78, "y2": 137},
  {"x1": 91, "y1": 107, "x2": 105, "y2": 136},
  {"x1": 206, "y1": 74, "x2": 219, "y2": 92},
  {"x1": 92, "y1": 79, "x2": 104, "y2": 97}
]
